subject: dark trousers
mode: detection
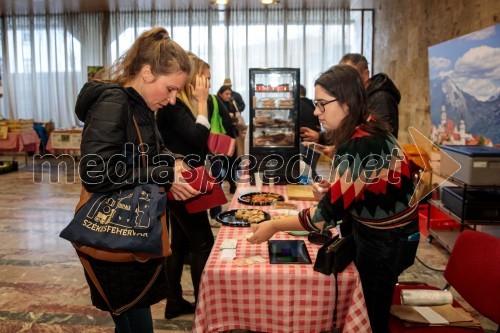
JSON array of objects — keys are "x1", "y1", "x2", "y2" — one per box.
[
  {"x1": 353, "y1": 219, "x2": 419, "y2": 333},
  {"x1": 112, "y1": 307, "x2": 153, "y2": 333},
  {"x1": 166, "y1": 201, "x2": 214, "y2": 302},
  {"x1": 209, "y1": 156, "x2": 224, "y2": 218}
]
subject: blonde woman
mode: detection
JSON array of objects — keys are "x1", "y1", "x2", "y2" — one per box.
[{"x1": 156, "y1": 53, "x2": 234, "y2": 319}]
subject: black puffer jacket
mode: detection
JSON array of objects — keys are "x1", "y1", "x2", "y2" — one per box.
[
  {"x1": 367, "y1": 73, "x2": 401, "y2": 138},
  {"x1": 75, "y1": 81, "x2": 178, "y2": 312},
  {"x1": 77, "y1": 81, "x2": 179, "y2": 192}
]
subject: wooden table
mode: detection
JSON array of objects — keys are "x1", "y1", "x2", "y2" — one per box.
[{"x1": 193, "y1": 184, "x2": 371, "y2": 333}]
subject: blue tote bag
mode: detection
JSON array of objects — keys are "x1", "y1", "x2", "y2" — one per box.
[{"x1": 60, "y1": 183, "x2": 167, "y2": 256}]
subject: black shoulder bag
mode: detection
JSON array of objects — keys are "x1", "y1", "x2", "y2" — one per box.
[{"x1": 313, "y1": 233, "x2": 355, "y2": 330}]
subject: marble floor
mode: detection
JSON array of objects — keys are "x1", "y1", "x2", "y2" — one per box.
[{"x1": 0, "y1": 156, "x2": 497, "y2": 332}]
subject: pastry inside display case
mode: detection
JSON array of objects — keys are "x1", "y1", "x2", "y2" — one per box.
[
  {"x1": 253, "y1": 117, "x2": 293, "y2": 127},
  {"x1": 254, "y1": 97, "x2": 294, "y2": 109},
  {"x1": 253, "y1": 109, "x2": 294, "y2": 128},
  {"x1": 253, "y1": 108, "x2": 295, "y2": 146},
  {"x1": 253, "y1": 129, "x2": 295, "y2": 146}
]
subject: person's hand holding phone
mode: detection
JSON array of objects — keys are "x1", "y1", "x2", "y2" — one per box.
[
  {"x1": 312, "y1": 179, "x2": 330, "y2": 201},
  {"x1": 317, "y1": 144, "x2": 336, "y2": 158},
  {"x1": 302, "y1": 142, "x2": 336, "y2": 159}
]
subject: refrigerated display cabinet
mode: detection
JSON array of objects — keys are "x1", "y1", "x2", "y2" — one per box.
[{"x1": 248, "y1": 68, "x2": 301, "y2": 184}]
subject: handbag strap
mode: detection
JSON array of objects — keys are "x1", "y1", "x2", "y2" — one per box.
[
  {"x1": 333, "y1": 272, "x2": 339, "y2": 331},
  {"x1": 131, "y1": 115, "x2": 147, "y2": 167},
  {"x1": 232, "y1": 99, "x2": 239, "y2": 113},
  {"x1": 77, "y1": 252, "x2": 163, "y2": 316}
]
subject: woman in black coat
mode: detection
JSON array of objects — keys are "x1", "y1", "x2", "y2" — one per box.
[
  {"x1": 156, "y1": 53, "x2": 234, "y2": 319},
  {"x1": 217, "y1": 85, "x2": 241, "y2": 193},
  {"x1": 76, "y1": 27, "x2": 199, "y2": 332}
]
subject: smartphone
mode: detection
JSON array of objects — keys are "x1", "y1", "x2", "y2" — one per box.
[{"x1": 302, "y1": 142, "x2": 329, "y2": 156}]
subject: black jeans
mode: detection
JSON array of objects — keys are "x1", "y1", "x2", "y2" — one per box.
[
  {"x1": 112, "y1": 307, "x2": 153, "y2": 333},
  {"x1": 166, "y1": 201, "x2": 215, "y2": 302},
  {"x1": 353, "y1": 219, "x2": 419, "y2": 333}
]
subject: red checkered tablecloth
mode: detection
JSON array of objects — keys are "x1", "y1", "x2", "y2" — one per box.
[
  {"x1": 0, "y1": 131, "x2": 40, "y2": 152},
  {"x1": 193, "y1": 185, "x2": 371, "y2": 333}
]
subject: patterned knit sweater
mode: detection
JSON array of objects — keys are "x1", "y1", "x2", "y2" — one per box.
[{"x1": 309, "y1": 127, "x2": 417, "y2": 230}]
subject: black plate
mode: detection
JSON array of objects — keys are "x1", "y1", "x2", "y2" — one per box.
[
  {"x1": 237, "y1": 192, "x2": 285, "y2": 206},
  {"x1": 215, "y1": 209, "x2": 271, "y2": 227}
]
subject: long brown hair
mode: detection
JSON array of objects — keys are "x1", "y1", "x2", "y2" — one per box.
[
  {"x1": 99, "y1": 26, "x2": 190, "y2": 85},
  {"x1": 316, "y1": 65, "x2": 388, "y2": 147}
]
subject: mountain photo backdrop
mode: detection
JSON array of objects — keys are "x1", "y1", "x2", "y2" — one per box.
[{"x1": 428, "y1": 24, "x2": 500, "y2": 146}]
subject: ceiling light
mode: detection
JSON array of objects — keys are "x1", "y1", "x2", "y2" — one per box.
[
  {"x1": 215, "y1": 0, "x2": 228, "y2": 4},
  {"x1": 261, "y1": 0, "x2": 280, "y2": 4}
]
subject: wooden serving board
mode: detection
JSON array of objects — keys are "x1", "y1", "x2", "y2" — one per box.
[{"x1": 286, "y1": 185, "x2": 317, "y2": 201}]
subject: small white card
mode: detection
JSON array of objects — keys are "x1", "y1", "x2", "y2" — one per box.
[
  {"x1": 220, "y1": 248, "x2": 237, "y2": 260},
  {"x1": 248, "y1": 255, "x2": 265, "y2": 263},
  {"x1": 220, "y1": 239, "x2": 238, "y2": 249}
]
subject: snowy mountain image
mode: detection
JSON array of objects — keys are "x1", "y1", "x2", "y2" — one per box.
[
  {"x1": 430, "y1": 77, "x2": 500, "y2": 143},
  {"x1": 428, "y1": 24, "x2": 499, "y2": 145}
]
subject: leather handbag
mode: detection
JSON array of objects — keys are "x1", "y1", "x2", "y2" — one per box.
[
  {"x1": 313, "y1": 234, "x2": 355, "y2": 276},
  {"x1": 313, "y1": 233, "x2": 355, "y2": 329},
  {"x1": 207, "y1": 133, "x2": 236, "y2": 156}
]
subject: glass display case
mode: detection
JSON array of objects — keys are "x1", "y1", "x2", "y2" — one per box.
[{"x1": 248, "y1": 68, "x2": 301, "y2": 184}]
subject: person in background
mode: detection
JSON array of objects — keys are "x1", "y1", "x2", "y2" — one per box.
[
  {"x1": 217, "y1": 85, "x2": 239, "y2": 193},
  {"x1": 301, "y1": 53, "x2": 401, "y2": 144},
  {"x1": 249, "y1": 65, "x2": 419, "y2": 333},
  {"x1": 222, "y1": 78, "x2": 247, "y2": 164},
  {"x1": 340, "y1": 53, "x2": 401, "y2": 138},
  {"x1": 223, "y1": 77, "x2": 245, "y2": 112},
  {"x1": 298, "y1": 84, "x2": 321, "y2": 181},
  {"x1": 76, "y1": 26, "x2": 199, "y2": 332},
  {"x1": 156, "y1": 53, "x2": 233, "y2": 319}
]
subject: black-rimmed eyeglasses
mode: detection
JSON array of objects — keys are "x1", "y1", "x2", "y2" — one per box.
[{"x1": 313, "y1": 99, "x2": 339, "y2": 113}]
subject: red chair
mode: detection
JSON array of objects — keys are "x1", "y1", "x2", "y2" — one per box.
[{"x1": 389, "y1": 230, "x2": 500, "y2": 333}]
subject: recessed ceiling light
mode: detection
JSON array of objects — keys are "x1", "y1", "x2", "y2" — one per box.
[{"x1": 215, "y1": 0, "x2": 228, "y2": 4}]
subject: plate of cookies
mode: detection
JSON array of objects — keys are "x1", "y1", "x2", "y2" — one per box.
[
  {"x1": 238, "y1": 192, "x2": 285, "y2": 206},
  {"x1": 216, "y1": 209, "x2": 271, "y2": 227}
]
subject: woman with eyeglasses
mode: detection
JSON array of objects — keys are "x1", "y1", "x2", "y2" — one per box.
[{"x1": 248, "y1": 64, "x2": 419, "y2": 333}]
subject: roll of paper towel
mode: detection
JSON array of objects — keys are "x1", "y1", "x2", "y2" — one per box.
[{"x1": 400, "y1": 289, "x2": 453, "y2": 306}]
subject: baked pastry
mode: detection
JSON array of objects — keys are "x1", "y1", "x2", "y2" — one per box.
[{"x1": 234, "y1": 209, "x2": 267, "y2": 223}]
